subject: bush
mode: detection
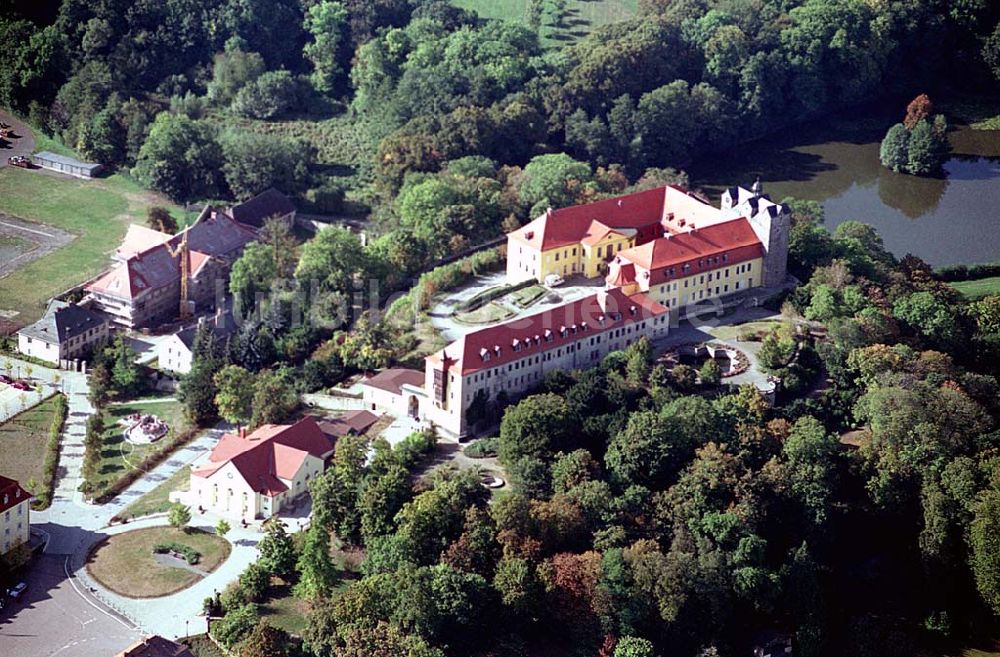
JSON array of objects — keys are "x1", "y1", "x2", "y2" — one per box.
[
  {"x1": 394, "y1": 428, "x2": 438, "y2": 469},
  {"x1": 35, "y1": 393, "x2": 67, "y2": 510},
  {"x1": 465, "y1": 436, "x2": 500, "y2": 458},
  {"x1": 456, "y1": 279, "x2": 535, "y2": 313},
  {"x1": 230, "y1": 70, "x2": 302, "y2": 120},
  {"x1": 153, "y1": 542, "x2": 201, "y2": 565},
  {"x1": 936, "y1": 261, "x2": 1000, "y2": 282}
]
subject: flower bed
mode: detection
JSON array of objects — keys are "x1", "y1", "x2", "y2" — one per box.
[{"x1": 154, "y1": 541, "x2": 201, "y2": 565}]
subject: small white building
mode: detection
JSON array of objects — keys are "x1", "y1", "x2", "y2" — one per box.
[
  {"x1": 157, "y1": 310, "x2": 236, "y2": 374},
  {"x1": 16, "y1": 300, "x2": 109, "y2": 365},
  {"x1": 183, "y1": 417, "x2": 333, "y2": 522},
  {"x1": 32, "y1": 151, "x2": 102, "y2": 178},
  {"x1": 360, "y1": 368, "x2": 426, "y2": 419}
]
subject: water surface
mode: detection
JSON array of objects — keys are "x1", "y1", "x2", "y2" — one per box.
[{"x1": 692, "y1": 111, "x2": 1000, "y2": 266}]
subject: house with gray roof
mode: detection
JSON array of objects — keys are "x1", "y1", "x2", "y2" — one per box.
[
  {"x1": 17, "y1": 300, "x2": 109, "y2": 364},
  {"x1": 156, "y1": 308, "x2": 237, "y2": 374},
  {"x1": 230, "y1": 188, "x2": 296, "y2": 229}
]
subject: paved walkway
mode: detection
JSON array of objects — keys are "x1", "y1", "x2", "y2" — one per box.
[{"x1": 0, "y1": 356, "x2": 252, "y2": 644}]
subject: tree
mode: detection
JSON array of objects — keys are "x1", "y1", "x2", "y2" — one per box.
[
  {"x1": 216, "y1": 519, "x2": 231, "y2": 536},
  {"x1": 906, "y1": 119, "x2": 949, "y2": 176},
  {"x1": 250, "y1": 370, "x2": 298, "y2": 428},
  {"x1": 699, "y1": 358, "x2": 722, "y2": 386},
  {"x1": 207, "y1": 49, "x2": 265, "y2": 105},
  {"x1": 132, "y1": 112, "x2": 222, "y2": 202},
  {"x1": 499, "y1": 393, "x2": 574, "y2": 467},
  {"x1": 295, "y1": 525, "x2": 339, "y2": 600},
  {"x1": 110, "y1": 336, "x2": 142, "y2": 395},
  {"x1": 903, "y1": 94, "x2": 933, "y2": 130},
  {"x1": 615, "y1": 636, "x2": 655, "y2": 657},
  {"x1": 670, "y1": 364, "x2": 697, "y2": 391},
  {"x1": 336, "y1": 621, "x2": 445, "y2": 657},
  {"x1": 220, "y1": 130, "x2": 312, "y2": 201},
  {"x1": 624, "y1": 336, "x2": 654, "y2": 384},
  {"x1": 879, "y1": 123, "x2": 910, "y2": 172},
  {"x1": 518, "y1": 153, "x2": 593, "y2": 213},
  {"x1": 214, "y1": 365, "x2": 256, "y2": 427},
  {"x1": 213, "y1": 603, "x2": 259, "y2": 649},
  {"x1": 168, "y1": 503, "x2": 191, "y2": 530},
  {"x1": 605, "y1": 412, "x2": 694, "y2": 489},
  {"x1": 892, "y1": 291, "x2": 960, "y2": 349},
  {"x1": 258, "y1": 520, "x2": 297, "y2": 580},
  {"x1": 240, "y1": 562, "x2": 270, "y2": 602},
  {"x1": 179, "y1": 358, "x2": 219, "y2": 426},
  {"x1": 230, "y1": 70, "x2": 301, "y2": 120},
  {"x1": 985, "y1": 21, "x2": 1000, "y2": 82},
  {"x1": 238, "y1": 621, "x2": 290, "y2": 657},
  {"x1": 304, "y1": 1, "x2": 350, "y2": 95},
  {"x1": 971, "y1": 489, "x2": 1000, "y2": 615},
  {"x1": 146, "y1": 206, "x2": 177, "y2": 234}
]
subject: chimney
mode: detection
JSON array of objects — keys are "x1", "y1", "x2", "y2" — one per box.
[
  {"x1": 239, "y1": 426, "x2": 247, "y2": 440},
  {"x1": 546, "y1": 207, "x2": 553, "y2": 218}
]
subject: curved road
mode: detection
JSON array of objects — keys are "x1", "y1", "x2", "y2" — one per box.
[{"x1": 0, "y1": 356, "x2": 256, "y2": 656}]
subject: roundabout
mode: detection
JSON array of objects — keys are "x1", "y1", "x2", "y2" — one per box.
[{"x1": 85, "y1": 526, "x2": 231, "y2": 599}]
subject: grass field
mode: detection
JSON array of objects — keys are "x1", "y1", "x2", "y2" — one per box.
[
  {"x1": 0, "y1": 395, "x2": 62, "y2": 492},
  {"x1": 951, "y1": 276, "x2": 1000, "y2": 299},
  {"x1": 0, "y1": 166, "x2": 182, "y2": 331},
  {"x1": 451, "y1": 0, "x2": 637, "y2": 46},
  {"x1": 118, "y1": 465, "x2": 192, "y2": 521},
  {"x1": 86, "y1": 526, "x2": 230, "y2": 598},
  {"x1": 88, "y1": 399, "x2": 188, "y2": 498}
]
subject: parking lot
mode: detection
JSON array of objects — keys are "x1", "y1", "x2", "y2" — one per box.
[{"x1": 0, "y1": 554, "x2": 142, "y2": 657}]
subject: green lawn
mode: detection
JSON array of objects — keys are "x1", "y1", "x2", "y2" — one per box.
[
  {"x1": 454, "y1": 301, "x2": 516, "y2": 325},
  {"x1": 451, "y1": 0, "x2": 637, "y2": 46},
  {"x1": 86, "y1": 526, "x2": 230, "y2": 598},
  {"x1": 118, "y1": 465, "x2": 191, "y2": 521},
  {"x1": 88, "y1": 399, "x2": 189, "y2": 498},
  {"x1": 0, "y1": 166, "x2": 181, "y2": 331},
  {"x1": 511, "y1": 285, "x2": 547, "y2": 308},
  {"x1": 951, "y1": 276, "x2": 1000, "y2": 299},
  {"x1": 0, "y1": 395, "x2": 61, "y2": 493}
]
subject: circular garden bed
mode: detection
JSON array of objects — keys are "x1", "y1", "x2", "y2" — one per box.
[{"x1": 86, "y1": 526, "x2": 231, "y2": 598}]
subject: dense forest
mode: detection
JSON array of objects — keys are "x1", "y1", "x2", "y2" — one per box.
[{"x1": 4, "y1": 1, "x2": 1000, "y2": 656}]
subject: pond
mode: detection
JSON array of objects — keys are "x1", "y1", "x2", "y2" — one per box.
[{"x1": 691, "y1": 104, "x2": 1000, "y2": 267}]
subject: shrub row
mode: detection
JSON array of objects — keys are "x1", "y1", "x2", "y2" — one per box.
[
  {"x1": 384, "y1": 247, "x2": 505, "y2": 327},
  {"x1": 34, "y1": 393, "x2": 67, "y2": 510},
  {"x1": 935, "y1": 261, "x2": 1000, "y2": 282},
  {"x1": 154, "y1": 542, "x2": 201, "y2": 565}
]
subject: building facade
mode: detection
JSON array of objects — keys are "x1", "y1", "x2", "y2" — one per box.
[
  {"x1": 423, "y1": 288, "x2": 669, "y2": 438},
  {"x1": 183, "y1": 418, "x2": 333, "y2": 522},
  {"x1": 506, "y1": 183, "x2": 789, "y2": 291},
  {"x1": 0, "y1": 476, "x2": 30, "y2": 556},
  {"x1": 85, "y1": 207, "x2": 257, "y2": 329},
  {"x1": 16, "y1": 300, "x2": 109, "y2": 365},
  {"x1": 414, "y1": 182, "x2": 790, "y2": 439}
]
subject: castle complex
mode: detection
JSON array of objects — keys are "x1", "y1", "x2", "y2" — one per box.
[{"x1": 412, "y1": 182, "x2": 791, "y2": 439}]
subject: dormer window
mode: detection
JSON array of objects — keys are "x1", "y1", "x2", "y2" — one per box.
[
  {"x1": 598, "y1": 314, "x2": 606, "y2": 326},
  {"x1": 610, "y1": 312, "x2": 622, "y2": 321},
  {"x1": 481, "y1": 348, "x2": 491, "y2": 362},
  {"x1": 722, "y1": 253, "x2": 728, "y2": 262},
  {"x1": 512, "y1": 339, "x2": 521, "y2": 352},
  {"x1": 560, "y1": 326, "x2": 568, "y2": 337},
  {"x1": 494, "y1": 345, "x2": 502, "y2": 357},
  {"x1": 629, "y1": 305, "x2": 637, "y2": 316},
  {"x1": 534, "y1": 335, "x2": 541, "y2": 345},
  {"x1": 581, "y1": 322, "x2": 588, "y2": 331},
  {"x1": 643, "y1": 271, "x2": 650, "y2": 279},
  {"x1": 544, "y1": 329, "x2": 553, "y2": 342},
  {"x1": 683, "y1": 263, "x2": 691, "y2": 272}
]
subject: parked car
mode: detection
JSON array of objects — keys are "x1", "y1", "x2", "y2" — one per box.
[
  {"x1": 0, "y1": 374, "x2": 12, "y2": 384},
  {"x1": 7, "y1": 155, "x2": 30, "y2": 169},
  {"x1": 7, "y1": 582, "x2": 27, "y2": 600},
  {"x1": 11, "y1": 380, "x2": 31, "y2": 391},
  {"x1": 544, "y1": 273, "x2": 565, "y2": 287}
]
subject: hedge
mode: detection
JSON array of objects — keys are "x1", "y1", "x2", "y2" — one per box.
[
  {"x1": 456, "y1": 279, "x2": 535, "y2": 313},
  {"x1": 154, "y1": 542, "x2": 201, "y2": 565},
  {"x1": 935, "y1": 261, "x2": 1000, "y2": 282},
  {"x1": 34, "y1": 393, "x2": 67, "y2": 510}
]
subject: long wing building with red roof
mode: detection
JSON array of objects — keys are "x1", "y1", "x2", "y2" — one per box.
[{"x1": 418, "y1": 182, "x2": 789, "y2": 438}]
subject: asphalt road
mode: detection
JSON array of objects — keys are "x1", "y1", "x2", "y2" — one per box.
[
  {"x1": 0, "y1": 554, "x2": 142, "y2": 657},
  {"x1": 0, "y1": 110, "x2": 35, "y2": 167}
]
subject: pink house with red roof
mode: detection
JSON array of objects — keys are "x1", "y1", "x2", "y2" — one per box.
[{"x1": 184, "y1": 417, "x2": 333, "y2": 522}]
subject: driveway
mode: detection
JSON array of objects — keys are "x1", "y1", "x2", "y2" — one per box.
[
  {"x1": 0, "y1": 554, "x2": 142, "y2": 657},
  {"x1": 0, "y1": 110, "x2": 35, "y2": 167}
]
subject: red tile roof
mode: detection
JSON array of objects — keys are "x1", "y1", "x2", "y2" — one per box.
[
  {"x1": 0, "y1": 476, "x2": 30, "y2": 514},
  {"x1": 318, "y1": 410, "x2": 379, "y2": 438},
  {"x1": 428, "y1": 287, "x2": 668, "y2": 376},
  {"x1": 87, "y1": 208, "x2": 256, "y2": 301},
  {"x1": 507, "y1": 185, "x2": 724, "y2": 252},
  {"x1": 362, "y1": 369, "x2": 425, "y2": 395},
  {"x1": 611, "y1": 217, "x2": 764, "y2": 286},
  {"x1": 193, "y1": 417, "x2": 333, "y2": 496},
  {"x1": 117, "y1": 225, "x2": 172, "y2": 259}
]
